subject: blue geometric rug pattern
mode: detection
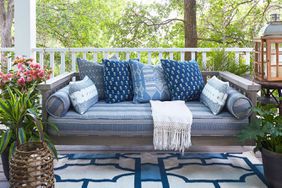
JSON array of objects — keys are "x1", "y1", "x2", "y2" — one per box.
[{"x1": 54, "y1": 152, "x2": 267, "y2": 188}]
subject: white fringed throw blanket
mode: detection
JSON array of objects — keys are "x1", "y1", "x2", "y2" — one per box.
[{"x1": 150, "y1": 100, "x2": 193, "y2": 153}]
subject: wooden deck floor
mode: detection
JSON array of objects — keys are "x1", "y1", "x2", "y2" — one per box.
[{"x1": 0, "y1": 145, "x2": 261, "y2": 188}]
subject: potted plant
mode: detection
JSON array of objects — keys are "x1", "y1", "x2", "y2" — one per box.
[
  {"x1": 239, "y1": 104, "x2": 282, "y2": 188},
  {"x1": 0, "y1": 57, "x2": 56, "y2": 180}
]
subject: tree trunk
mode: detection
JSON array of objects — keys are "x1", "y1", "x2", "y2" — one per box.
[
  {"x1": 184, "y1": 0, "x2": 197, "y2": 60},
  {"x1": 0, "y1": 0, "x2": 14, "y2": 72}
]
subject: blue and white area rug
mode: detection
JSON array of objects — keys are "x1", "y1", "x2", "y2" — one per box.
[{"x1": 54, "y1": 152, "x2": 267, "y2": 188}]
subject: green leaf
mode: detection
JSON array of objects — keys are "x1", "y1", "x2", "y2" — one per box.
[
  {"x1": 0, "y1": 130, "x2": 12, "y2": 154},
  {"x1": 27, "y1": 109, "x2": 44, "y2": 141},
  {"x1": 46, "y1": 141, "x2": 58, "y2": 159},
  {"x1": 18, "y1": 128, "x2": 26, "y2": 145},
  {"x1": 48, "y1": 122, "x2": 59, "y2": 133},
  {"x1": 8, "y1": 141, "x2": 16, "y2": 159}
]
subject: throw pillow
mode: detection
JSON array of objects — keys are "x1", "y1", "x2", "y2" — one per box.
[
  {"x1": 200, "y1": 76, "x2": 229, "y2": 115},
  {"x1": 161, "y1": 59, "x2": 205, "y2": 101},
  {"x1": 226, "y1": 88, "x2": 253, "y2": 119},
  {"x1": 46, "y1": 86, "x2": 70, "y2": 117},
  {"x1": 77, "y1": 58, "x2": 104, "y2": 100},
  {"x1": 129, "y1": 59, "x2": 170, "y2": 103},
  {"x1": 69, "y1": 76, "x2": 98, "y2": 114},
  {"x1": 103, "y1": 59, "x2": 133, "y2": 103}
]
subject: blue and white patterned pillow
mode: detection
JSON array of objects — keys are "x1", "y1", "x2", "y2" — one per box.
[
  {"x1": 77, "y1": 58, "x2": 105, "y2": 100},
  {"x1": 103, "y1": 59, "x2": 133, "y2": 103},
  {"x1": 200, "y1": 76, "x2": 229, "y2": 115},
  {"x1": 161, "y1": 59, "x2": 205, "y2": 101},
  {"x1": 226, "y1": 88, "x2": 253, "y2": 119},
  {"x1": 69, "y1": 76, "x2": 98, "y2": 114},
  {"x1": 129, "y1": 59, "x2": 170, "y2": 103},
  {"x1": 46, "y1": 86, "x2": 70, "y2": 117}
]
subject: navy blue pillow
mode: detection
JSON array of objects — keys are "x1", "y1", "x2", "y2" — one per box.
[
  {"x1": 161, "y1": 59, "x2": 204, "y2": 101},
  {"x1": 103, "y1": 59, "x2": 133, "y2": 103}
]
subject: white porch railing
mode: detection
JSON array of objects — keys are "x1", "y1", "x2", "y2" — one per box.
[{"x1": 1, "y1": 48, "x2": 253, "y2": 77}]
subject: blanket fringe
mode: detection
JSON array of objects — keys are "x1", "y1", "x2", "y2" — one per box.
[{"x1": 153, "y1": 124, "x2": 192, "y2": 153}]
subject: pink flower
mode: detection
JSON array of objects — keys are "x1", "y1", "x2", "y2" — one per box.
[
  {"x1": 2, "y1": 74, "x2": 10, "y2": 83},
  {"x1": 17, "y1": 63, "x2": 24, "y2": 71},
  {"x1": 30, "y1": 62, "x2": 40, "y2": 69},
  {"x1": 37, "y1": 70, "x2": 45, "y2": 78},
  {"x1": 6, "y1": 73, "x2": 13, "y2": 79},
  {"x1": 26, "y1": 76, "x2": 33, "y2": 82},
  {"x1": 17, "y1": 77, "x2": 26, "y2": 86}
]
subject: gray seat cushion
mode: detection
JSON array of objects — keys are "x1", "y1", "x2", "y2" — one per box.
[{"x1": 48, "y1": 101, "x2": 248, "y2": 136}]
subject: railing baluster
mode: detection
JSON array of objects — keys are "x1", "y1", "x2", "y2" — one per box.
[
  {"x1": 245, "y1": 52, "x2": 250, "y2": 66},
  {"x1": 159, "y1": 52, "x2": 163, "y2": 62},
  {"x1": 83, "y1": 52, "x2": 87, "y2": 60},
  {"x1": 202, "y1": 52, "x2": 207, "y2": 70},
  {"x1": 191, "y1": 52, "x2": 195, "y2": 60},
  {"x1": 181, "y1": 52, "x2": 185, "y2": 61},
  {"x1": 60, "y1": 52, "x2": 66, "y2": 74},
  {"x1": 7, "y1": 54, "x2": 12, "y2": 71},
  {"x1": 71, "y1": 52, "x2": 76, "y2": 72},
  {"x1": 126, "y1": 52, "x2": 130, "y2": 61},
  {"x1": 93, "y1": 53, "x2": 98, "y2": 62},
  {"x1": 115, "y1": 52, "x2": 119, "y2": 59},
  {"x1": 50, "y1": 52, "x2": 55, "y2": 78},
  {"x1": 104, "y1": 52, "x2": 109, "y2": 59},
  {"x1": 169, "y1": 52, "x2": 173, "y2": 60},
  {"x1": 148, "y1": 52, "x2": 152, "y2": 65},
  {"x1": 39, "y1": 51, "x2": 44, "y2": 67},
  {"x1": 235, "y1": 52, "x2": 240, "y2": 65}
]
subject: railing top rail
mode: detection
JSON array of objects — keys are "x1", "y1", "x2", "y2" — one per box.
[
  {"x1": 32, "y1": 47, "x2": 254, "y2": 53},
  {"x1": 0, "y1": 48, "x2": 15, "y2": 52}
]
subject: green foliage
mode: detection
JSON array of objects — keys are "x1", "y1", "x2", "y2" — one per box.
[
  {"x1": 37, "y1": 0, "x2": 125, "y2": 47},
  {"x1": 206, "y1": 49, "x2": 249, "y2": 75},
  {"x1": 239, "y1": 104, "x2": 282, "y2": 154},
  {"x1": 0, "y1": 86, "x2": 57, "y2": 158},
  {"x1": 35, "y1": 0, "x2": 279, "y2": 75}
]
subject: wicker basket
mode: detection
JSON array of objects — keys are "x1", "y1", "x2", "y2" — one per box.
[{"x1": 9, "y1": 142, "x2": 54, "y2": 188}]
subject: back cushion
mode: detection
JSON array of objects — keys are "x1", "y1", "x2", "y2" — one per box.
[
  {"x1": 77, "y1": 58, "x2": 104, "y2": 100},
  {"x1": 69, "y1": 76, "x2": 98, "y2": 114},
  {"x1": 103, "y1": 59, "x2": 133, "y2": 103},
  {"x1": 200, "y1": 76, "x2": 229, "y2": 115},
  {"x1": 161, "y1": 59, "x2": 205, "y2": 101},
  {"x1": 129, "y1": 59, "x2": 170, "y2": 103}
]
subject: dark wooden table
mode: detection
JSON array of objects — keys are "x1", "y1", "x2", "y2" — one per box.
[{"x1": 255, "y1": 79, "x2": 282, "y2": 115}]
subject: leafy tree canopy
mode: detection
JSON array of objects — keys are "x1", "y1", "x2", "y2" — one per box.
[{"x1": 37, "y1": 0, "x2": 282, "y2": 48}]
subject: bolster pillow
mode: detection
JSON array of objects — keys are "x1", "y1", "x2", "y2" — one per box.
[
  {"x1": 46, "y1": 86, "x2": 70, "y2": 118},
  {"x1": 226, "y1": 88, "x2": 253, "y2": 120}
]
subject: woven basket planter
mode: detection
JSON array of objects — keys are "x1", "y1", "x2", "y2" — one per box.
[{"x1": 9, "y1": 142, "x2": 54, "y2": 188}]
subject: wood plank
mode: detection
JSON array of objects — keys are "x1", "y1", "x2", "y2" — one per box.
[{"x1": 219, "y1": 71, "x2": 261, "y2": 91}]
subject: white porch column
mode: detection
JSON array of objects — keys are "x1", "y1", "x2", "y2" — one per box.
[{"x1": 14, "y1": 0, "x2": 36, "y2": 57}]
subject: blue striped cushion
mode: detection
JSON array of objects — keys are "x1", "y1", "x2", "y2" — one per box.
[
  {"x1": 77, "y1": 58, "x2": 105, "y2": 100},
  {"x1": 46, "y1": 86, "x2": 70, "y2": 117},
  {"x1": 226, "y1": 88, "x2": 253, "y2": 119},
  {"x1": 48, "y1": 101, "x2": 249, "y2": 136},
  {"x1": 200, "y1": 76, "x2": 229, "y2": 115},
  {"x1": 129, "y1": 59, "x2": 170, "y2": 103},
  {"x1": 69, "y1": 76, "x2": 98, "y2": 114}
]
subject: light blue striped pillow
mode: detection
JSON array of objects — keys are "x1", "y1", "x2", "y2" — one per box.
[
  {"x1": 46, "y1": 86, "x2": 70, "y2": 117},
  {"x1": 129, "y1": 59, "x2": 170, "y2": 103},
  {"x1": 200, "y1": 76, "x2": 229, "y2": 115},
  {"x1": 69, "y1": 76, "x2": 98, "y2": 114},
  {"x1": 226, "y1": 88, "x2": 253, "y2": 119}
]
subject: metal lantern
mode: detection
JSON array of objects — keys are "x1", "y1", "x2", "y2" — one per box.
[{"x1": 254, "y1": 14, "x2": 282, "y2": 81}]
